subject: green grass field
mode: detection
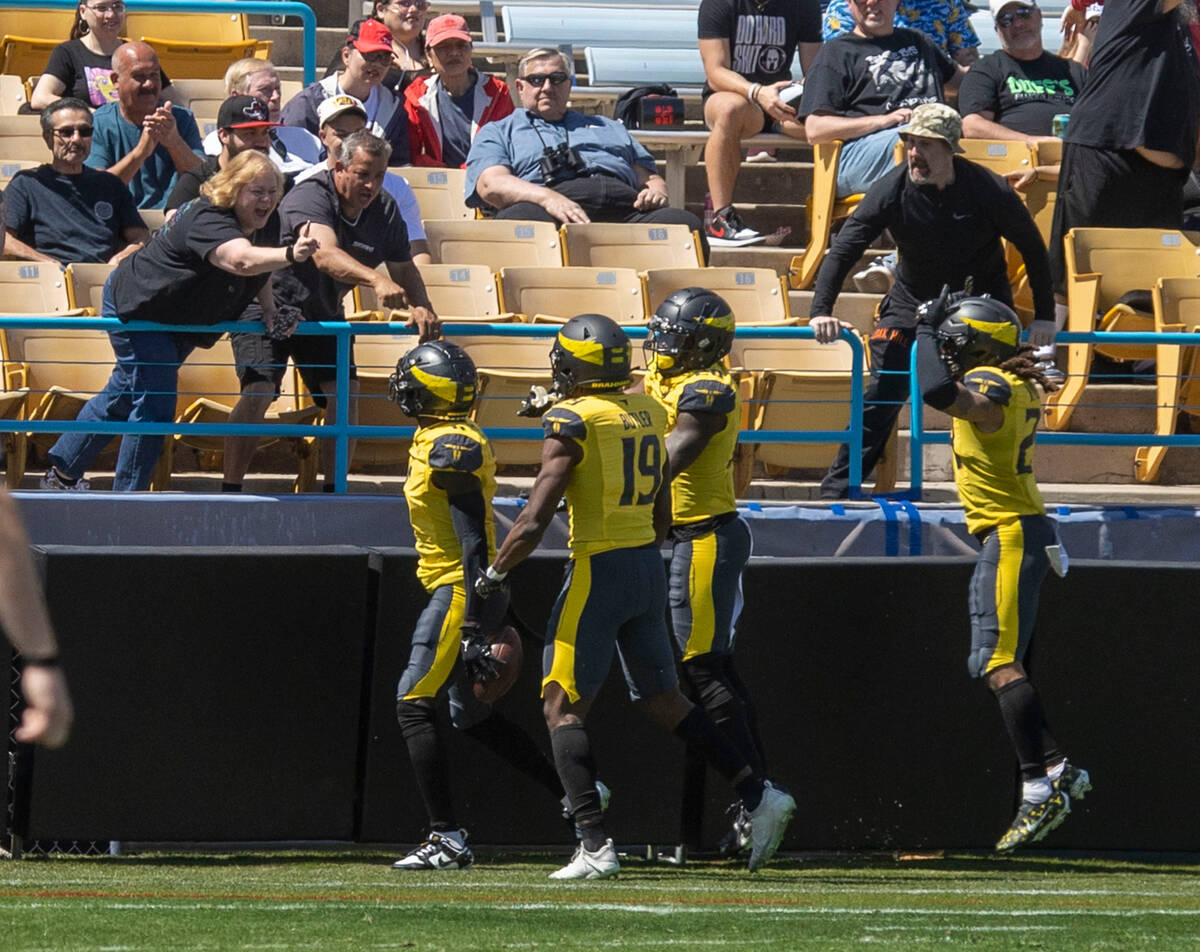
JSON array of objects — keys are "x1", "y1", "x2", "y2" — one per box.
[{"x1": 3, "y1": 850, "x2": 1200, "y2": 951}]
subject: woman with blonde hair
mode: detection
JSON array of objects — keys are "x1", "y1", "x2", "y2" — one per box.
[
  {"x1": 41, "y1": 150, "x2": 318, "y2": 493},
  {"x1": 30, "y1": 0, "x2": 175, "y2": 109}
]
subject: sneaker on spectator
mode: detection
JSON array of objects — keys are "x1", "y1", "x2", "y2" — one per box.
[
  {"x1": 706, "y1": 205, "x2": 766, "y2": 247},
  {"x1": 852, "y1": 255, "x2": 896, "y2": 293},
  {"x1": 745, "y1": 148, "x2": 778, "y2": 163},
  {"x1": 40, "y1": 469, "x2": 89, "y2": 491}
]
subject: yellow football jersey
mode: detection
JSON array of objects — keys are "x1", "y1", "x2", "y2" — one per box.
[
  {"x1": 950, "y1": 367, "x2": 1047, "y2": 536},
  {"x1": 404, "y1": 420, "x2": 497, "y2": 591},
  {"x1": 646, "y1": 367, "x2": 739, "y2": 524},
  {"x1": 542, "y1": 391, "x2": 667, "y2": 557}
]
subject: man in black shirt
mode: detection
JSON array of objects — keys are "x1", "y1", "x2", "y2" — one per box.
[
  {"x1": 1049, "y1": 0, "x2": 1200, "y2": 291},
  {"x1": 697, "y1": 0, "x2": 822, "y2": 246},
  {"x1": 165, "y1": 95, "x2": 276, "y2": 214},
  {"x1": 959, "y1": 0, "x2": 1087, "y2": 142},
  {"x1": 4, "y1": 97, "x2": 147, "y2": 265},
  {"x1": 808, "y1": 103, "x2": 1055, "y2": 498},
  {"x1": 222, "y1": 130, "x2": 440, "y2": 492},
  {"x1": 799, "y1": 0, "x2": 964, "y2": 199}
]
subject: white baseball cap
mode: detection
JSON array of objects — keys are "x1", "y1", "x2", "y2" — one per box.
[{"x1": 988, "y1": 0, "x2": 1036, "y2": 18}]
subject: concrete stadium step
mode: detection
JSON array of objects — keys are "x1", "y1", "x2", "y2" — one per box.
[{"x1": 682, "y1": 159, "x2": 814, "y2": 206}]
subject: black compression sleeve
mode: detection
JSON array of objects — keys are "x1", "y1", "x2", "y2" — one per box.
[
  {"x1": 915, "y1": 324, "x2": 959, "y2": 410},
  {"x1": 448, "y1": 489, "x2": 489, "y2": 622}
]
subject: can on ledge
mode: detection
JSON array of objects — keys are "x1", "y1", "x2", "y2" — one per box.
[{"x1": 1052, "y1": 113, "x2": 1070, "y2": 138}]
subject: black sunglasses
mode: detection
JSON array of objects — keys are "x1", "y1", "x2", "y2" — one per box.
[
  {"x1": 520, "y1": 71, "x2": 569, "y2": 88},
  {"x1": 995, "y1": 6, "x2": 1035, "y2": 27},
  {"x1": 53, "y1": 124, "x2": 94, "y2": 138}
]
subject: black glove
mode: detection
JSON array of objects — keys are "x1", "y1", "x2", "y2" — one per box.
[
  {"x1": 461, "y1": 622, "x2": 502, "y2": 683},
  {"x1": 915, "y1": 284, "x2": 952, "y2": 330},
  {"x1": 474, "y1": 567, "x2": 509, "y2": 602}
]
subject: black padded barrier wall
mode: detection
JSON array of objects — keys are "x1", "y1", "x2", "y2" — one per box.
[{"x1": 23, "y1": 546, "x2": 374, "y2": 842}]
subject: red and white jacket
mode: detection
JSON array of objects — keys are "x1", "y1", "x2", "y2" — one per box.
[{"x1": 404, "y1": 71, "x2": 514, "y2": 168}]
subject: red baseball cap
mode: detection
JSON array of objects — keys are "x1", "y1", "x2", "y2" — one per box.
[
  {"x1": 426, "y1": 14, "x2": 472, "y2": 49},
  {"x1": 348, "y1": 18, "x2": 394, "y2": 55}
]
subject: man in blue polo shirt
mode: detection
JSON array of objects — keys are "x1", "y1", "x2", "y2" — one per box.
[
  {"x1": 465, "y1": 47, "x2": 708, "y2": 260},
  {"x1": 86, "y1": 41, "x2": 203, "y2": 209}
]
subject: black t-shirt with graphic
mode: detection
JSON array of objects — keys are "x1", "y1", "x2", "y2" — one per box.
[
  {"x1": 44, "y1": 38, "x2": 171, "y2": 108},
  {"x1": 106, "y1": 197, "x2": 280, "y2": 324},
  {"x1": 272, "y1": 168, "x2": 411, "y2": 320},
  {"x1": 1064, "y1": 0, "x2": 1200, "y2": 166},
  {"x1": 164, "y1": 155, "x2": 220, "y2": 212},
  {"x1": 4, "y1": 164, "x2": 143, "y2": 264},
  {"x1": 958, "y1": 50, "x2": 1086, "y2": 137},
  {"x1": 799, "y1": 28, "x2": 956, "y2": 119},
  {"x1": 698, "y1": 0, "x2": 822, "y2": 94}
]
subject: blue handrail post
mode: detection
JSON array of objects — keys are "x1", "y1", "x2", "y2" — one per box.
[
  {"x1": 909, "y1": 342, "x2": 925, "y2": 499},
  {"x1": 333, "y1": 325, "x2": 352, "y2": 494},
  {"x1": 0, "y1": 1, "x2": 318, "y2": 85},
  {"x1": 846, "y1": 326, "x2": 863, "y2": 498}
]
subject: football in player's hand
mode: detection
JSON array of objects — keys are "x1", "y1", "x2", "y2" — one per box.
[{"x1": 473, "y1": 625, "x2": 523, "y2": 704}]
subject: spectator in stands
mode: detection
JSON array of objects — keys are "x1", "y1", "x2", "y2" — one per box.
[
  {"x1": 799, "y1": 0, "x2": 965, "y2": 199},
  {"x1": 220, "y1": 131, "x2": 439, "y2": 494},
  {"x1": 807, "y1": 103, "x2": 1055, "y2": 499},
  {"x1": 165, "y1": 95, "x2": 276, "y2": 214},
  {"x1": 467, "y1": 48, "x2": 708, "y2": 259},
  {"x1": 283, "y1": 18, "x2": 412, "y2": 166},
  {"x1": 86, "y1": 41, "x2": 203, "y2": 209},
  {"x1": 1048, "y1": 0, "x2": 1199, "y2": 295},
  {"x1": 29, "y1": 0, "x2": 176, "y2": 111},
  {"x1": 294, "y1": 95, "x2": 430, "y2": 263},
  {"x1": 822, "y1": 0, "x2": 981, "y2": 65},
  {"x1": 4, "y1": 97, "x2": 148, "y2": 265},
  {"x1": 326, "y1": 2, "x2": 432, "y2": 99},
  {"x1": 0, "y1": 489, "x2": 72, "y2": 749},
  {"x1": 698, "y1": 0, "x2": 822, "y2": 246},
  {"x1": 959, "y1": 0, "x2": 1087, "y2": 144},
  {"x1": 40, "y1": 151, "x2": 317, "y2": 493},
  {"x1": 405, "y1": 14, "x2": 513, "y2": 168},
  {"x1": 203, "y1": 58, "x2": 322, "y2": 176}
]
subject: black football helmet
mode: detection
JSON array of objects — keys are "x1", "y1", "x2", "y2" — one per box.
[
  {"x1": 389, "y1": 340, "x2": 477, "y2": 419},
  {"x1": 936, "y1": 296, "x2": 1022, "y2": 378},
  {"x1": 549, "y1": 313, "x2": 632, "y2": 395},
  {"x1": 645, "y1": 287, "x2": 735, "y2": 378}
]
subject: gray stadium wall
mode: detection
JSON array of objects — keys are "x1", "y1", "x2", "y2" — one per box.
[{"x1": 8, "y1": 547, "x2": 1200, "y2": 852}]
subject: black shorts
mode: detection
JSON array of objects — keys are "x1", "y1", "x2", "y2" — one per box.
[
  {"x1": 1049, "y1": 143, "x2": 1188, "y2": 292},
  {"x1": 231, "y1": 328, "x2": 357, "y2": 406}
]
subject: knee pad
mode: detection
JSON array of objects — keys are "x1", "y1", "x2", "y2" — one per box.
[{"x1": 682, "y1": 654, "x2": 739, "y2": 717}]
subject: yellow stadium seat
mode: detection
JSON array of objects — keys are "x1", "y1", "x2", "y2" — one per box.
[
  {"x1": 400, "y1": 168, "x2": 471, "y2": 222},
  {"x1": 643, "y1": 266, "x2": 792, "y2": 324},
  {"x1": 141, "y1": 38, "x2": 270, "y2": 81},
  {"x1": 1045, "y1": 228, "x2": 1200, "y2": 431},
  {"x1": 64, "y1": 262, "x2": 114, "y2": 313},
  {"x1": 498, "y1": 266, "x2": 644, "y2": 323},
  {"x1": 958, "y1": 138, "x2": 1033, "y2": 178},
  {"x1": 1134, "y1": 277, "x2": 1200, "y2": 482},
  {"x1": 424, "y1": 219, "x2": 564, "y2": 269},
  {"x1": 126, "y1": 12, "x2": 252, "y2": 45},
  {"x1": 167, "y1": 77, "x2": 227, "y2": 116},
  {"x1": 0, "y1": 157, "x2": 38, "y2": 188},
  {"x1": 344, "y1": 332, "x2": 415, "y2": 470},
  {"x1": 0, "y1": 36, "x2": 59, "y2": 84},
  {"x1": 171, "y1": 340, "x2": 318, "y2": 491},
  {"x1": 789, "y1": 139, "x2": 903, "y2": 290},
  {"x1": 353, "y1": 263, "x2": 516, "y2": 322},
  {"x1": 0, "y1": 260, "x2": 78, "y2": 313},
  {"x1": 0, "y1": 11, "x2": 74, "y2": 45},
  {"x1": 140, "y1": 208, "x2": 167, "y2": 232},
  {"x1": 0, "y1": 72, "x2": 27, "y2": 114},
  {"x1": 560, "y1": 222, "x2": 703, "y2": 269},
  {"x1": 0, "y1": 386, "x2": 28, "y2": 488},
  {"x1": 1008, "y1": 139, "x2": 1061, "y2": 324},
  {"x1": 0, "y1": 114, "x2": 50, "y2": 161}
]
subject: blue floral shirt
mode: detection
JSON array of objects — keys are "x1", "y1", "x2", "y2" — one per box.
[{"x1": 822, "y1": 0, "x2": 980, "y2": 57}]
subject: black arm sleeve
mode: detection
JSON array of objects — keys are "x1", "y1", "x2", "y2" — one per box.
[
  {"x1": 915, "y1": 323, "x2": 959, "y2": 410},
  {"x1": 809, "y1": 178, "x2": 895, "y2": 316},
  {"x1": 995, "y1": 182, "x2": 1055, "y2": 324},
  {"x1": 448, "y1": 488, "x2": 489, "y2": 624}
]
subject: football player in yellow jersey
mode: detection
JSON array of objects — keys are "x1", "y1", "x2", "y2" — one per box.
[
  {"x1": 387, "y1": 341, "x2": 566, "y2": 871},
  {"x1": 917, "y1": 292, "x2": 1091, "y2": 853},
  {"x1": 477, "y1": 314, "x2": 795, "y2": 880},
  {"x1": 645, "y1": 288, "x2": 773, "y2": 857}
]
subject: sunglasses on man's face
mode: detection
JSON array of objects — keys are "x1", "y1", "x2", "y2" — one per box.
[
  {"x1": 995, "y1": 6, "x2": 1035, "y2": 27},
  {"x1": 520, "y1": 71, "x2": 569, "y2": 88}
]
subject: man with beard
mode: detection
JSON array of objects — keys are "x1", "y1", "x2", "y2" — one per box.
[{"x1": 808, "y1": 103, "x2": 1055, "y2": 499}]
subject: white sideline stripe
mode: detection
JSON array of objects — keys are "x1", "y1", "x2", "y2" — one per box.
[{"x1": 4, "y1": 899, "x2": 1200, "y2": 917}]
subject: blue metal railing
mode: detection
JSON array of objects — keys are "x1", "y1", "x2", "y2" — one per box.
[
  {"x1": 908, "y1": 330, "x2": 1200, "y2": 497},
  {"x1": 0, "y1": 317, "x2": 866, "y2": 494},
  {"x1": 0, "y1": 0, "x2": 318, "y2": 85}
]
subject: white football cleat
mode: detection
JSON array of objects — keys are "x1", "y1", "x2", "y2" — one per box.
[
  {"x1": 747, "y1": 781, "x2": 796, "y2": 872},
  {"x1": 549, "y1": 838, "x2": 620, "y2": 880}
]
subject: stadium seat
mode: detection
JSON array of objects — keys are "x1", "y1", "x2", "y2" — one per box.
[
  {"x1": 171, "y1": 340, "x2": 319, "y2": 492},
  {"x1": 732, "y1": 334, "x2": 868, "y2": 476},
  {"x1": 400, "y1": 168, "x2": 471, "y2": 222},
  {"x1": 0, "y1": 114, "x2": 52, "y2": 161},
  {"x1": 498, "y1": 266, "x2": 645, "y2": 323},
  {"x1": 423, "y1": 219, "x2": 564, "y2": 269},
  {"x1": 0, "y1": 157, "x2": 39, "y2": 189},
  {"x1": 350, "y1": 263, "x2": 516, "y2": 323},
  {"x1": 0, "y1": 385, "x2": 28, "y2": 488},
  {"x1": 347, "y1": 332, "x2": 416, "y2": 469},
  {"x1": 64, "y1": 262, "x2": 114, "y2": 313},
  {"x1": 127, "y1": 12, "x2": 270, "y2": 79},
  {"x1": 1045, "y1": 228, "x2": 1200, "y2": 431},
  {"x1": 958, "y1": 138, "x2": 1033, "y2": 178},
  {"x1": 0, "y1": 36, "x2": 59, "y2": 85},
  {"x1": 643, "y1": 267, "x2": 792, "y2": 324},
  {"x1": 140, "y1": 39, "x2": 269, "y2": 79},
  {"x1": 0, "y1": 260, "x2": 78, "y2": 313},
  {"x1": 0, "y1": 10, "x2": 74, "y2": 45},
  {"x1": 0, "y1": 72, "x2": 27, "y2": 114},
  {"x1": 501, "y1": 5, "x2": 698, "y2": 48},
  {"x1": 1134, "y1": 277, "x2": 1200, "y2": 482},
  {"x1": 167, "y1": 77, "x2": 227, "y2": 117},
  {"x1": 561, "y1": 222, "x2": 703, "y2": 269},
  {"x1": 789, "y1": 139, "x2": 903, "y2": 290},
  {"x1": 1008, "y1": 138, "x2": 1060, "y2": 324},
  {"x1": 140, "y1": 208, "x2": 167, "y2": 232}
]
